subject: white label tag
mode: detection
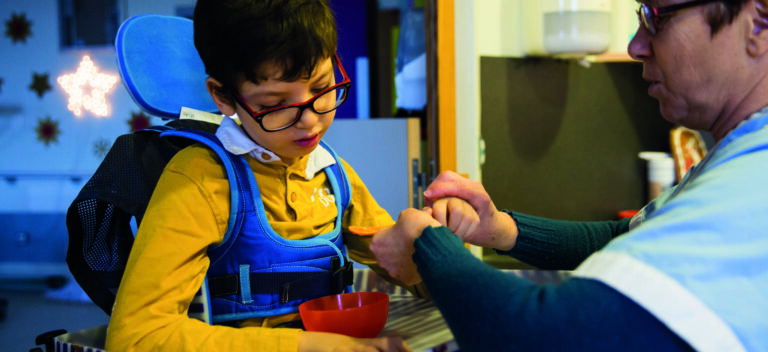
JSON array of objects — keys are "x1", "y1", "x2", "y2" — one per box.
[{"x1": 180, "y1": 106, "x2": 224, "y2": 125}]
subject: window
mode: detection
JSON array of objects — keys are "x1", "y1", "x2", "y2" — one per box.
[{"x1": 59, "y1": 0, "x2": 120, "y2": 48}]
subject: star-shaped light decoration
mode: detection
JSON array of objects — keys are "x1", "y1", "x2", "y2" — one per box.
[
  {"x1": 35, "y1": 116, "x2": 60, "y2": 146},
  {"x1": 57, "y1": 55, "x2": 119, "y2": 118},
  {"x1": 128, "y1": 111, "x2": 151, "y2": 132},
  {"x1": 30, "y1": 72, "x2": 51, "y2": 98},
  {"x1": 5, "y1": 12, "x2": 32, "y2": 44}
]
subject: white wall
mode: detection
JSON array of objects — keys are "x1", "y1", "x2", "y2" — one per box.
[
  {"x1": 0, "y1": 0, "x2": 194, "y2": 213},
  {"x1": 453, "y1": 0, "x2": 525, "y2": 257},
  {"x1": 453, "y1": 1, "x2": 639, "y2": 259},
  {"x1": 0, "y1": 0, "x2": 637, "y2": 212},
  {"x1": 453, "y1": 0, "x2": 525, "y2": 183},
  {"x1": 452, "y1": 0, "x2": 638, "y2": 181}
]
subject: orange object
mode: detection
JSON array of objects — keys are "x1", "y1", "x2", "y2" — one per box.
[
  {"x1": 347, "y1": 225, "x2": 388, "y2": 236},
  {"x1": 299, "y1": 292, "x2": 389, "y2": 338},
  {"x1": 618, "y1": 209, "x2": 639, "y2": 219},
  {"x1": 670, "y1": 126, "x2": 707, "y2": 183}
]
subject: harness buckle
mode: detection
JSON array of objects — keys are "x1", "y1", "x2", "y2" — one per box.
[{"x1": 330, "y1": 257, "x2": 354, "y2": 294}]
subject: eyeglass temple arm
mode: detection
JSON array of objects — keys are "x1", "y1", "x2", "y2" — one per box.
[{"x1": 655, "y1": 0, "x2": 719, "y2": 16}]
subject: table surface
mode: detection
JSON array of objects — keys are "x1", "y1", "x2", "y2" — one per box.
[
  {"x1": 53, "y1": 295, "x2": 456, "y2": 352},
  {"x1": 377, "y1": 270, "x2": 572, "y2": 351},
  {"x1": 380, "y1": 295, "x2": 456, "y2": 351},
  {"x1": 53, "y1": 270, "x2": 573, "y2": 351}
]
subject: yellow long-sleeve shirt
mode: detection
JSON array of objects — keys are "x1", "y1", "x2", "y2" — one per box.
[{"x1": 106, "y1": 140, "x2": 401, "y2": 352}]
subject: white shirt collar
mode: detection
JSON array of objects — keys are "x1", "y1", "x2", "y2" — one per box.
[
  {"x1": 214, "y1": 114, "x2": 336, "y2": 180},
  {"x1": 216, "y1": 115, "x2": 281, "y2": 162}
]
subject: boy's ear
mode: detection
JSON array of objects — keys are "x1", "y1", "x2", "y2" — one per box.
[
  {"x1": 206, "y1": 77, "x2": 236, "y2": 116},
  {"x1": 748, "y1": 0, "x2": 768, "y2": 57}
]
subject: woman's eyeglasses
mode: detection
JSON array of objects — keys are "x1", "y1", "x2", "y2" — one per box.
[
  {"x1": 231, "y1": 53, "x2": 351, "y2": 132},
  {"x1": 637, "y1": 0, "x2": 721, "y2": 36}
]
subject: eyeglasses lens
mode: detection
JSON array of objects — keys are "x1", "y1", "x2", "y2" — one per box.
[
  {"x1": 314, "y1": 85, "x2": 348, "y2": 113},
  {"x1": 639, "y1": 4, "x2": 657, "y2": 35},
  {"x1": 261, "y1": 85, "x2": 348, "y2": 131}
]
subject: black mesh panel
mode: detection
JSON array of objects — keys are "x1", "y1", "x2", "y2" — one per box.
[{"x1": 66, "y1": 119, "x2": 219, "y2": 315}]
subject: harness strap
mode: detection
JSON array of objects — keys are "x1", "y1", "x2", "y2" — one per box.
[
  {"x1": 160, "y1": 129, "x2": 249, "y2": 263},
  {"x1": 318, "y1": 141, "x2": 351, "y2": 212},
  {"x1": 207, "y1": 257, "x2": 354, "y2": 303},
  {"x1": 135, "y1": 125, "x2": 174, "y2": 133}
]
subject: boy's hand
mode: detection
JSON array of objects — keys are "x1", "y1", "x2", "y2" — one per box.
[
  {"x1": 426, "y1": 197, "x2": 479, "y2": 240},
  {"x1": 370, "y1": 208, "x2": 441, "y2": 286},
  {"x1": 424, "y1": 171, "x2": 518, "y2": 251}
]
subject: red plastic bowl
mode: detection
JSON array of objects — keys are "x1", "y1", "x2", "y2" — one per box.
[{"x1": 299, "y1": 292, "x2": 389, "y2": 338}]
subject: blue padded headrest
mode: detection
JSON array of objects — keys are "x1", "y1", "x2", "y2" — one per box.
[{"x1": 115, "y1": 14, "x2": 219, "y2": 119}]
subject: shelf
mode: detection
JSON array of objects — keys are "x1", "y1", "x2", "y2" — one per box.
[{"x1": 588, "y1": 52, "x2": 638, "y2": 63}]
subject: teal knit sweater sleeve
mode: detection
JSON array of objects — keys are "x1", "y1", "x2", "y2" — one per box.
[
  {"x1": 498, "y1": 211, "x2": 631, "y2": 270},
  {"x1": 412, "y1": 227, "x2": 693, "y2": 352}
]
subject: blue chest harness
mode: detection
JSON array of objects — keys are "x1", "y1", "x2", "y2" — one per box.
[{"x1": 161, "y1": 129, "x2": 353, "y2": 324}]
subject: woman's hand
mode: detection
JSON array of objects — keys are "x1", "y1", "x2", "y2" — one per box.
[
  {"x1": 424, "y1": 171, "x2": 518, "y2": 251},
  {"x1": 369, "y1": 208, "x2": 441, "y2": 285},
  {"x1": 427, "y1": 197, "x2": 479, "y2": 239},
  {"x1": 298, "y1": 331, "x2": 412, "y2": 352}
]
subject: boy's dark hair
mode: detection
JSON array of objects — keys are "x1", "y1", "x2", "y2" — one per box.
[{"x1": 193, "y1": 0, "x2": 337, "y2": 92}]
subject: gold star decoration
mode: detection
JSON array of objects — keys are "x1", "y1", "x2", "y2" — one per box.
[
  {"x1": 30, "y1": 72, "x2": 51, "y2": 98},
  {"x1": 57, "y1": 55, "x2": 119, "y2": 117},
  {"x1": 5, "y1": 12, "x2": 32, "y2": 44},
  {"x1": 128, "y1": 111, "x2": 151, "y2": 132},
  {"x1": 35, "y1": 116, "x2": 60, "y2": 146}
]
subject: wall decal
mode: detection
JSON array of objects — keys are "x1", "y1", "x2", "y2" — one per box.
[
  {"x1": 5, "y1": 12, "x2": 32, "y2": 44},
  {"x1": 35, "y1": 116, "x2": 60, "y2": 146},
  {"x1": 93, "y1": 138, "x2": 110, "y2": 159},
  {"x1": 128, "y1": 111, "x2": 150, "y2": 132},
  {"x1": 57, "y1": 55, "x2": 119, "y2": 117},
  {"x1": 29, "y1": 72, "x2": 51, "y2": 98}
]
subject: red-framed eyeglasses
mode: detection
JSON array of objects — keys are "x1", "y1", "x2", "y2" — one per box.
[{"x1": 230, "y1": 53, "x2": 351, "y2": 132}]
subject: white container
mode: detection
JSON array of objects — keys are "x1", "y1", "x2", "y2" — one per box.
[
  {"x1": 639, "y1": 152, "x2": 675, "y2": 202},
  {"x1": 541, "y1": 0, "x2": 612, "y2": 57}
]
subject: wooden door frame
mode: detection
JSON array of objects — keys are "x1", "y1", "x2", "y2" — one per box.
[{"x1": 425, "y1": 0, "x2": 456, "y2": 177}]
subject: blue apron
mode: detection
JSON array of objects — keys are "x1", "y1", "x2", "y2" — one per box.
[{"x1": 575, "y1": 108, "x2": 768, "y2": 352}]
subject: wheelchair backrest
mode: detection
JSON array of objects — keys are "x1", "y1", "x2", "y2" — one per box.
[{"x1": 65, "y1": 14, "x2": 220, "y2": 315}]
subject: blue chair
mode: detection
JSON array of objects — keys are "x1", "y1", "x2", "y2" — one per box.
[{"x1": 115, "y1": 14, "x2": 218, "y2": 118}]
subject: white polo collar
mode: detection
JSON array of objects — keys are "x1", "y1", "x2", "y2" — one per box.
[{"x1": 215, "y1": 114, "x2": 335, "y2": 180}]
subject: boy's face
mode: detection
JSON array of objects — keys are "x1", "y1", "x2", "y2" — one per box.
[{"x1": 234, "y1": 57, "x2": 338, "y2": 165}]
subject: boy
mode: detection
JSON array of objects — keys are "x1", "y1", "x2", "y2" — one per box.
[{"x1": 106, "y1": 0, "x2": 416, "y2": 350}]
